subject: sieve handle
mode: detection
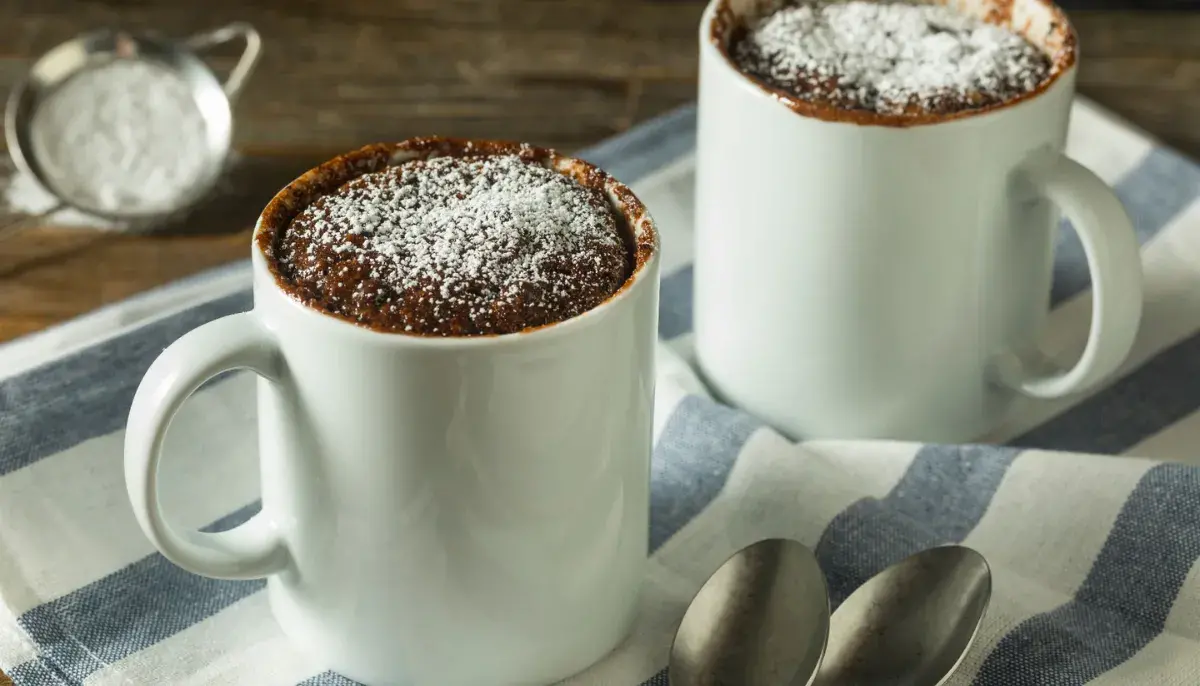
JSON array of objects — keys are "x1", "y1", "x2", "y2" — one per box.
[
  {"x1": 0, "y1": 204, "x2": 63, "y2": 241},
  {"x1": 184, "y1": 22, "x2": 263, "y2": 102}
]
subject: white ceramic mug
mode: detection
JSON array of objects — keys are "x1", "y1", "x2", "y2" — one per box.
[
  {"x1": 124, "y1": 140, "x2": 660, "y2": 686},
  {"x1": 694, "y1": 0, "x2": 1143, "y2": 442}
]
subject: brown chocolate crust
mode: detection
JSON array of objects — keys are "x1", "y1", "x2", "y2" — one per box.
[
  {"x1": 710, "y1": 0, "x2": 1078, "y2": 128},
  {"x1": 256, "y1": 138, "x2": 657, "y2": 337}
]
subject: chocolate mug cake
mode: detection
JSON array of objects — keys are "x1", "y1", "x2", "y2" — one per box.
[
  {"x1": 727, "y1": 0, "x2": 1059, "y2": 119},
  {"x1": 258, "y1": 141, "x2": 645, "y2": 336}
]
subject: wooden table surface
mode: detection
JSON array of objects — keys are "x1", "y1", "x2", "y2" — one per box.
[{"x1": 0, "y1": 2, "x2": 1198, "y2": 344}]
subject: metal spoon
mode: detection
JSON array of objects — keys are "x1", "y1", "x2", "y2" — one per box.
[
  {"x1": 814, "y1": 545, "x2": 992, "y2": 686},
  {"x1": 670, "y1": 538, "x2": 830, "y2": 686}
]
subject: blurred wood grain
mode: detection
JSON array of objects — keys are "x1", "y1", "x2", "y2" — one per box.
[{"x1": 0, "y1": 0, "x2": 1196, "y2": 345}]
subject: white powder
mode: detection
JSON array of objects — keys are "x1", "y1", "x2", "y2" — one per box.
[
  {"x1": 1, "y1": 171, "x2": 117, "y2": 229},
  {"x1": 733, "y1": 1, "x2": 1052, "y2": 114},
  {"x1": 28, "y1": 59, "x2": 212, "y2": 215},
  {"x1": 2, "y1": 153, "x2": 241, "y2": 231},
  {"x1": 277, "y1": 154, "x2": 629, "y2": 335}
]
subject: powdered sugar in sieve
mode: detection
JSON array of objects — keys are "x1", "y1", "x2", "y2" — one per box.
[
  {"x1": 2, "y1": 24, "x2": 261, "y2": 231},
  {"x1": 29, "y1": 59, "x2": 213, "y2": 217}
]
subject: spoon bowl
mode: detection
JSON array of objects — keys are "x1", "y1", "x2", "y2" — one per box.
[
  {"x1": 670, "y1": 538, "x2": 830, "y2": 686},
  {"x1": 815, "y1": 545, "x2": 992, "y2": 686}
]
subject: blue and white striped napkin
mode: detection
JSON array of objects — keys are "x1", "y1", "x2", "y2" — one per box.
[{"x1": 2, "y1": 98, "x2": 1199, "y2": 685}]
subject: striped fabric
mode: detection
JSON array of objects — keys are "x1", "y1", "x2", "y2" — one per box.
[{"x1": 1, "y1": 98, "x2": 1199, "y2": 685}]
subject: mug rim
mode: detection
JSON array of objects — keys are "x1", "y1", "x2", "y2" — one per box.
[
  {"x1": 251, "y1": 137, "x2": 660, "y2": 348},
  {"x1": 701, "y1": 0, "x2": 1079, "y2": 129}
]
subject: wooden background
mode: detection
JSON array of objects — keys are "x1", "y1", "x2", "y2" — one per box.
[{"x1": 0, "y1": 0, "x2": 1197, "y2": 345}]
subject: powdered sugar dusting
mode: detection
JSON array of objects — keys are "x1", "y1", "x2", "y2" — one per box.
[
  {"x1": 29, "y1": 59, "x2": 212, "y2": 214},
  {"x1": 2, "y1": 171, "x2": 116, "y2": 229},
  {"x1": 732, "y1": 1, "x2": 1053, "y2": 115},
  {"x1": 274, "y1": 153, "x2": 630, "y2": 336}
]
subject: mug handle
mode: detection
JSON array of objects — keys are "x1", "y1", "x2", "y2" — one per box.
[
  {"x1": 994, "y1": 151, "x2": 1144, "y2": 399},
  {"x1": 124, "y1": 312, "x2": 291, "y2": 580},
  {"x1": 184, "y1": 22, "x2": 263, "y2": 102}
]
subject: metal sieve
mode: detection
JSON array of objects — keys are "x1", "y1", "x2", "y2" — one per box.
[{"x1": 2, "y1": 22, "x2": 261, "y2": 230}]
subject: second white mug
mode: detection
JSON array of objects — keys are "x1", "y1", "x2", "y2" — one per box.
[{"x1": 693, "y1": 0, "x2": 1143, "y2": 442}]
